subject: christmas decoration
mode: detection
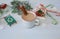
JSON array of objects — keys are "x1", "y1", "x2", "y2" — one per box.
[
  {"x1": 40, "y1": 4, "x2": 59, "y2": 25},
  {"x1": 22, "y1": 1, "x2": 33, "y2": 10},
  {"x1": 45, "y1": 4, "x2": 58, "y2": 25},
  {"x1": 46, "y1": 12, "x2": 58, "y2": 25},
  {"x1": 4, "y1": 15, "x2": 17, "y2": 26},
  {"x1": 0, "y1": 4, "x2": 7, "y2": 9},
  {"x1": 35, "y1": 9, "x2": 45, "y2": 17},
  {"x1": 0, "y1": 0, "x2": 60, "y2": 29},
  {"x1": 11, "y1": 0, "x2": 21, "y2": 13},
  {"x1": 0, "y1": 4, "x2": 7, "y2": 16},
  {"x1": 11, "y1": 0, "x2": 33, "y2": 15}
]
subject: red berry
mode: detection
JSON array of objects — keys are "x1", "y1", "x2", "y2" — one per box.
[
  {"x1": 35, "y1": 11, "x2": 45, "y2": 17},
  {"x1": 0, "y1": 4, "x2": 7, "y2": 9}
]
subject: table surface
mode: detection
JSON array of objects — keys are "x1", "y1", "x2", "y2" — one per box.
[{"x1": 0, "y1": 0, "x2": 60, "y2": 39}]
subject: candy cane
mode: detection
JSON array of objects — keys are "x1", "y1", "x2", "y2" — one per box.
[{"x1": 40, "y1": 4, "x2": 60, "y2": 16}]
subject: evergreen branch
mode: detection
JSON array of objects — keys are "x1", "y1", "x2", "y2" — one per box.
[{"x1": 45, "y1": 4, "x2": 58, "y2": 25}]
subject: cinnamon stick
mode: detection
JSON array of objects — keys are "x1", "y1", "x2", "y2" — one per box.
[{"x1": 19, "y1": 6, "x2": 28, "y2": 15}]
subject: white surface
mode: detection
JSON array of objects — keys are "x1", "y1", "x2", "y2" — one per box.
[{"x1": 0, "y1": 0, "x2": 60, "y2": 39}]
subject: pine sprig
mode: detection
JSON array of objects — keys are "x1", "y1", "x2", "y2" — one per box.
[
  {"x1": 0, "y1": 9, "x2": 3, "y2": 13},
  {"x1": 22, "y1": 1, "x2": 33, "y2": 10},
  {"x1": 45, "y1": 4, "x2": 58, "y2": 25},
  {"x1": 46, "y1": 12, "x2": 58, "y2": 25},
  {"x1": 11, "y1": 0, "x2": 33, "y2": 15}
]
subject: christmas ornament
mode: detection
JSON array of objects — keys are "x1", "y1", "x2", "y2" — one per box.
[
  {"x1": 0, "y1": 4, "x2": 7, "y2": 9},
  {"x1": 35, "y1": 9, "x2": 45, "y2": 17},
  {"x1": 32, "y1": 4, "x2": 46, "y2": 17},
  {"x1": 4, "y1": 15, "x2": 17, "y2": 26}
]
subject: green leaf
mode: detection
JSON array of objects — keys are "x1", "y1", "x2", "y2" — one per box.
[
  {"x1": 37, "y1": 10, "x2": 43, "y2": 14},
  {"x1": 0, "y1": 10, "x2": 3, "y2": 15}
]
